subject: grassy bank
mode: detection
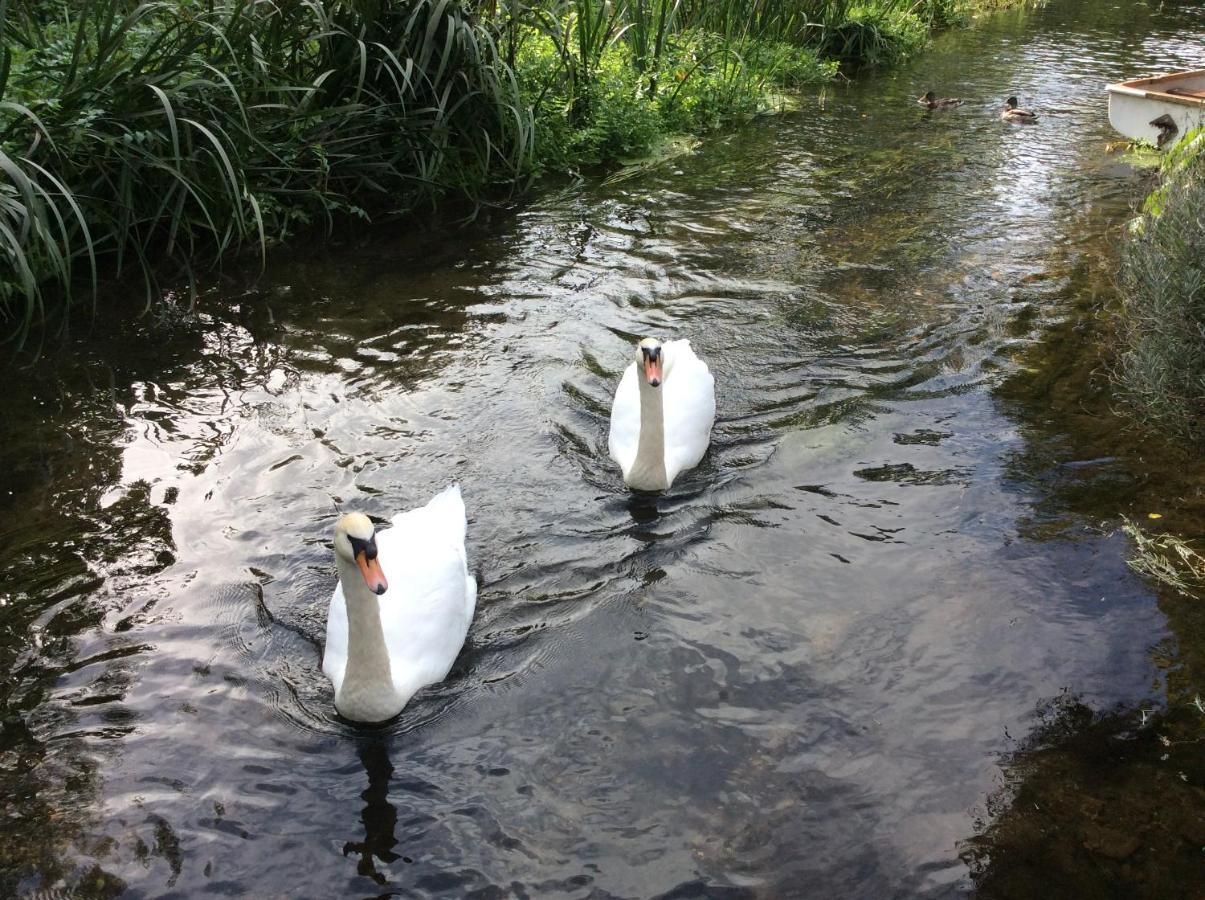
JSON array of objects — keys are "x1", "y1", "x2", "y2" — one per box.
[
  {"x1": 502, "y1": 0, "x2": 970, "y2": 172},
  {"x1": 0, "y1": 0, "x2": 533, "y2": 333},
  {"x1": 1112, "y1": 128, "x2": 1205, "y2": 445},
  {"x1": 1, "y1": 0, "x2": 969, "y2": 335}
]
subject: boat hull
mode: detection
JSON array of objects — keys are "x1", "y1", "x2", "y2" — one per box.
[{"x1": 1107, "y1": 69, "x2": 1205, "y2": 148}]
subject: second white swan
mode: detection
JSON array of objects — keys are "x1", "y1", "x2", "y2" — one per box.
[{"x1": 608, "y1": 337, "x2": 716, "y2": 491}]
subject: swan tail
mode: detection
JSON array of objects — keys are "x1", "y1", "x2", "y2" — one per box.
[{"x1": 394, "y1": 483, "x2": 467, "y2": 540}]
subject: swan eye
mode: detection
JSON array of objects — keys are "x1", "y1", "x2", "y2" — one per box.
[{"x1": 347, "y1": 534, "x2": 378, "y2": 560}]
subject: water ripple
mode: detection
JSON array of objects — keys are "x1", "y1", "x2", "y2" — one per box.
[{"x1": 3, "y1": 0, "x2": 1204, "y2": 895}]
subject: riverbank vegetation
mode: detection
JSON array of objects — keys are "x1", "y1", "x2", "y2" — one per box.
[
  {"x1": 1, "y1": 0, "x2": 974, "y2": 335},
  {"x1": 0, "y1": 0, "x2": 533, "y2": 333},
  {"x1": 1112, "y1": 128, "x2": 1205, "y2": 445}
]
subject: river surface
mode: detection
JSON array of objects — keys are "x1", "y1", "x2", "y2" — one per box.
[{"x1": 3, "y1": 1, "x2": 1205, "y2": 896}]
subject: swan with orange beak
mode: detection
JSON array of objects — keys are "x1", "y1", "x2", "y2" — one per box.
[
  {"x1": 608, "y1": 337, "x2": 716, "y2": 491},
  {"x1": 323, "y1": 489, "x2": 476, "y2": 723}
]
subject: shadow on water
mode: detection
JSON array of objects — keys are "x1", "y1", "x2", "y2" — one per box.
[
  {"x1": 962, "y1": 697, "x2": 1205, "y2": 898},
  {"x1": 0, "y1": 318, "x2": 207, "y2": 897},
  {"x1": 961, "y1": 209, "x2": 1205, "y2": 896},
  {"x1": 2, "y1": 0, "x2": 1205, "y2": 896}
]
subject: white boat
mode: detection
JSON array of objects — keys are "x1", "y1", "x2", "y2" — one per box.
[{"x1": 1107, "y1": 69, "x2": 1205, "y2": 148}]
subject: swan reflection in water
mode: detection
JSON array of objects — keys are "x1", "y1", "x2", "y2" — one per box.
[{"x1": 343, "y1": 738, "x2": 401, "y2": 885}]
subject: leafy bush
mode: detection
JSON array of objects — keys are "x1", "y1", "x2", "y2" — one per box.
[
  {"x1": 515, "y1": 25, "x2": 833, "y2": 171},
  {"x1": 743, "y1": 38, "x2": 841, "y2": 88},
  {"x1": 655, "y1": 31, "x2": 765, "y2": 133},
  {"x1": 570, "y1": 47, "x2": 665, "y2": 162},
  {"x1": 914, "y1": 0, "x2": 973, "y2": 30}
]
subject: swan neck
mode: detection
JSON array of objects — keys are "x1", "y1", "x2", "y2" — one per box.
[
  {"x1": 337, "y1": 557, "x2": 395, "y2": 698},
  {"x1": 633, "y1": 376, "x2": 668, "y2": 487}
]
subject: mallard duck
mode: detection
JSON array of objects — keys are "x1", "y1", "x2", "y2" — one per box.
[
  {"x1": 1001, "y1": 96, "x2": 1038, "y2": 123},
  {"x1": 917, "y1": 90, "x2": 962, "y2": 109},
  {"x1": 608, "y1": 338, "x2": 715, "y2": 491},
  {"x1": 323, "y1": 487, "x2": 476, "y2": 723}
]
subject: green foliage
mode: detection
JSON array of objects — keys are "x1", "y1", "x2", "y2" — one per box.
[
  {"x1": 1114, "y1": 130, "x2": 1205, "y2": 444},
  {"x1": 742, "y1": 37, "x2": 841, "y2": 88},
  {"x1": 0, "y1": 0, "x2": 975, "y2": 331},
  {"x1": 0, "y1": 0, "x2": 532, "y2": 335},
  {"x1": 816, "y1": 1, "x2": 929, "y2": 68},
  {"x1": 914, "y1": 0, "x2": 973, "y2": 30},
  {"x1": 513, "y1": 18, "x2": 836, "y2": 172},
  {"x1": 505, "y1": 0, "x2": 938, "y2": 171}
]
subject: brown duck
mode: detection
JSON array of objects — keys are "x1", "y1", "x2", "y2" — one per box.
[
  {"x1": 1001, "y1": 96, "x2": 1038, "y2": 123},
  {"x1": 917, "y1": 90, "x2": 963, "y2": 109}
]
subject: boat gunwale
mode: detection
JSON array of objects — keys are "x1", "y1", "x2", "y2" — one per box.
[{"x1": 1106, "y1": 68, "x2": 1205, "y2": 110}]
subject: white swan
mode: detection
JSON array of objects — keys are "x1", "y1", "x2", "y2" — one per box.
[
  {"x1": 322, "y1": 485, "x2": 476, "y2": 723},
  {"x1": 608, "y1": 337, "x2": 716, "y2": 491}
]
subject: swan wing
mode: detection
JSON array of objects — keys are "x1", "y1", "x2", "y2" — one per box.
[
  {"x1": 662, "y1": 340, "x2": 716, "y2": 484},
  {"x1": 376, "y1": 485, "x2": 474, "y2": 694},
  {"x1": 323, "y1": 584, "x2": 349, "y2": 694},
  {"x1": 389, "y1": 483, "x2": 467, "y2": 541},
  {"x1": 607, "y1": 360, "x2": 641, "y2": 477}
]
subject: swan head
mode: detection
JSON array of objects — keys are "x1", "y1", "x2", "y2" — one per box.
[
  {"x1": 334, "y1": 513, "x2": 389, "y2": 596},
  {"x1": 638, "y1": 337, "x2": 664, "y2": 388}
]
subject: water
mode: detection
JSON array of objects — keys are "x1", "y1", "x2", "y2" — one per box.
[{"x1": 3, "y1": 1, "x2": 1205, "y2": 896}]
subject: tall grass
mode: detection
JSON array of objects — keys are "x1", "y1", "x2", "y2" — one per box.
[
  {"x1": 0, "y1": 0, "x2": 532, "y2": 333},
  {"x1": 814, "y1": 1, "x2": 931, "y2": 66},
  {"x1": 1113, "y1": 128, "x2": 1205, "y2": 444}
]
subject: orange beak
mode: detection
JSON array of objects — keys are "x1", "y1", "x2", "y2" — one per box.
[
  {"x1": 356, "y1": 551, "x2": 388, "y2": 595},
  {"x1": 644, "y1": 355, "x2": 663, "y2": 386}
]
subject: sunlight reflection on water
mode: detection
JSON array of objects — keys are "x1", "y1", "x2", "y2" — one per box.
[{"x1": 2, "y1": 0, "x2": 1204, "y2": 895}]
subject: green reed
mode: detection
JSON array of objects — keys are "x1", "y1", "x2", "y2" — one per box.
[{"x1": 0, "y1": 0, "x2": 532, "y2": 335}]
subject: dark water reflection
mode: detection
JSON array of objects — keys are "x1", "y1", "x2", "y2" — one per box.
[{"x1": 4, "y1": 0, "x2": 1205, "y2": 895}]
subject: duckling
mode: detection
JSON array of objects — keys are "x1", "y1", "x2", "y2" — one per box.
[
  {"x1": 917, "y1": 90, "x2": 963, "y2": 109},
  {"x1": 1001, "y1": 96, "x2": 1038, "y2": 123}
]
